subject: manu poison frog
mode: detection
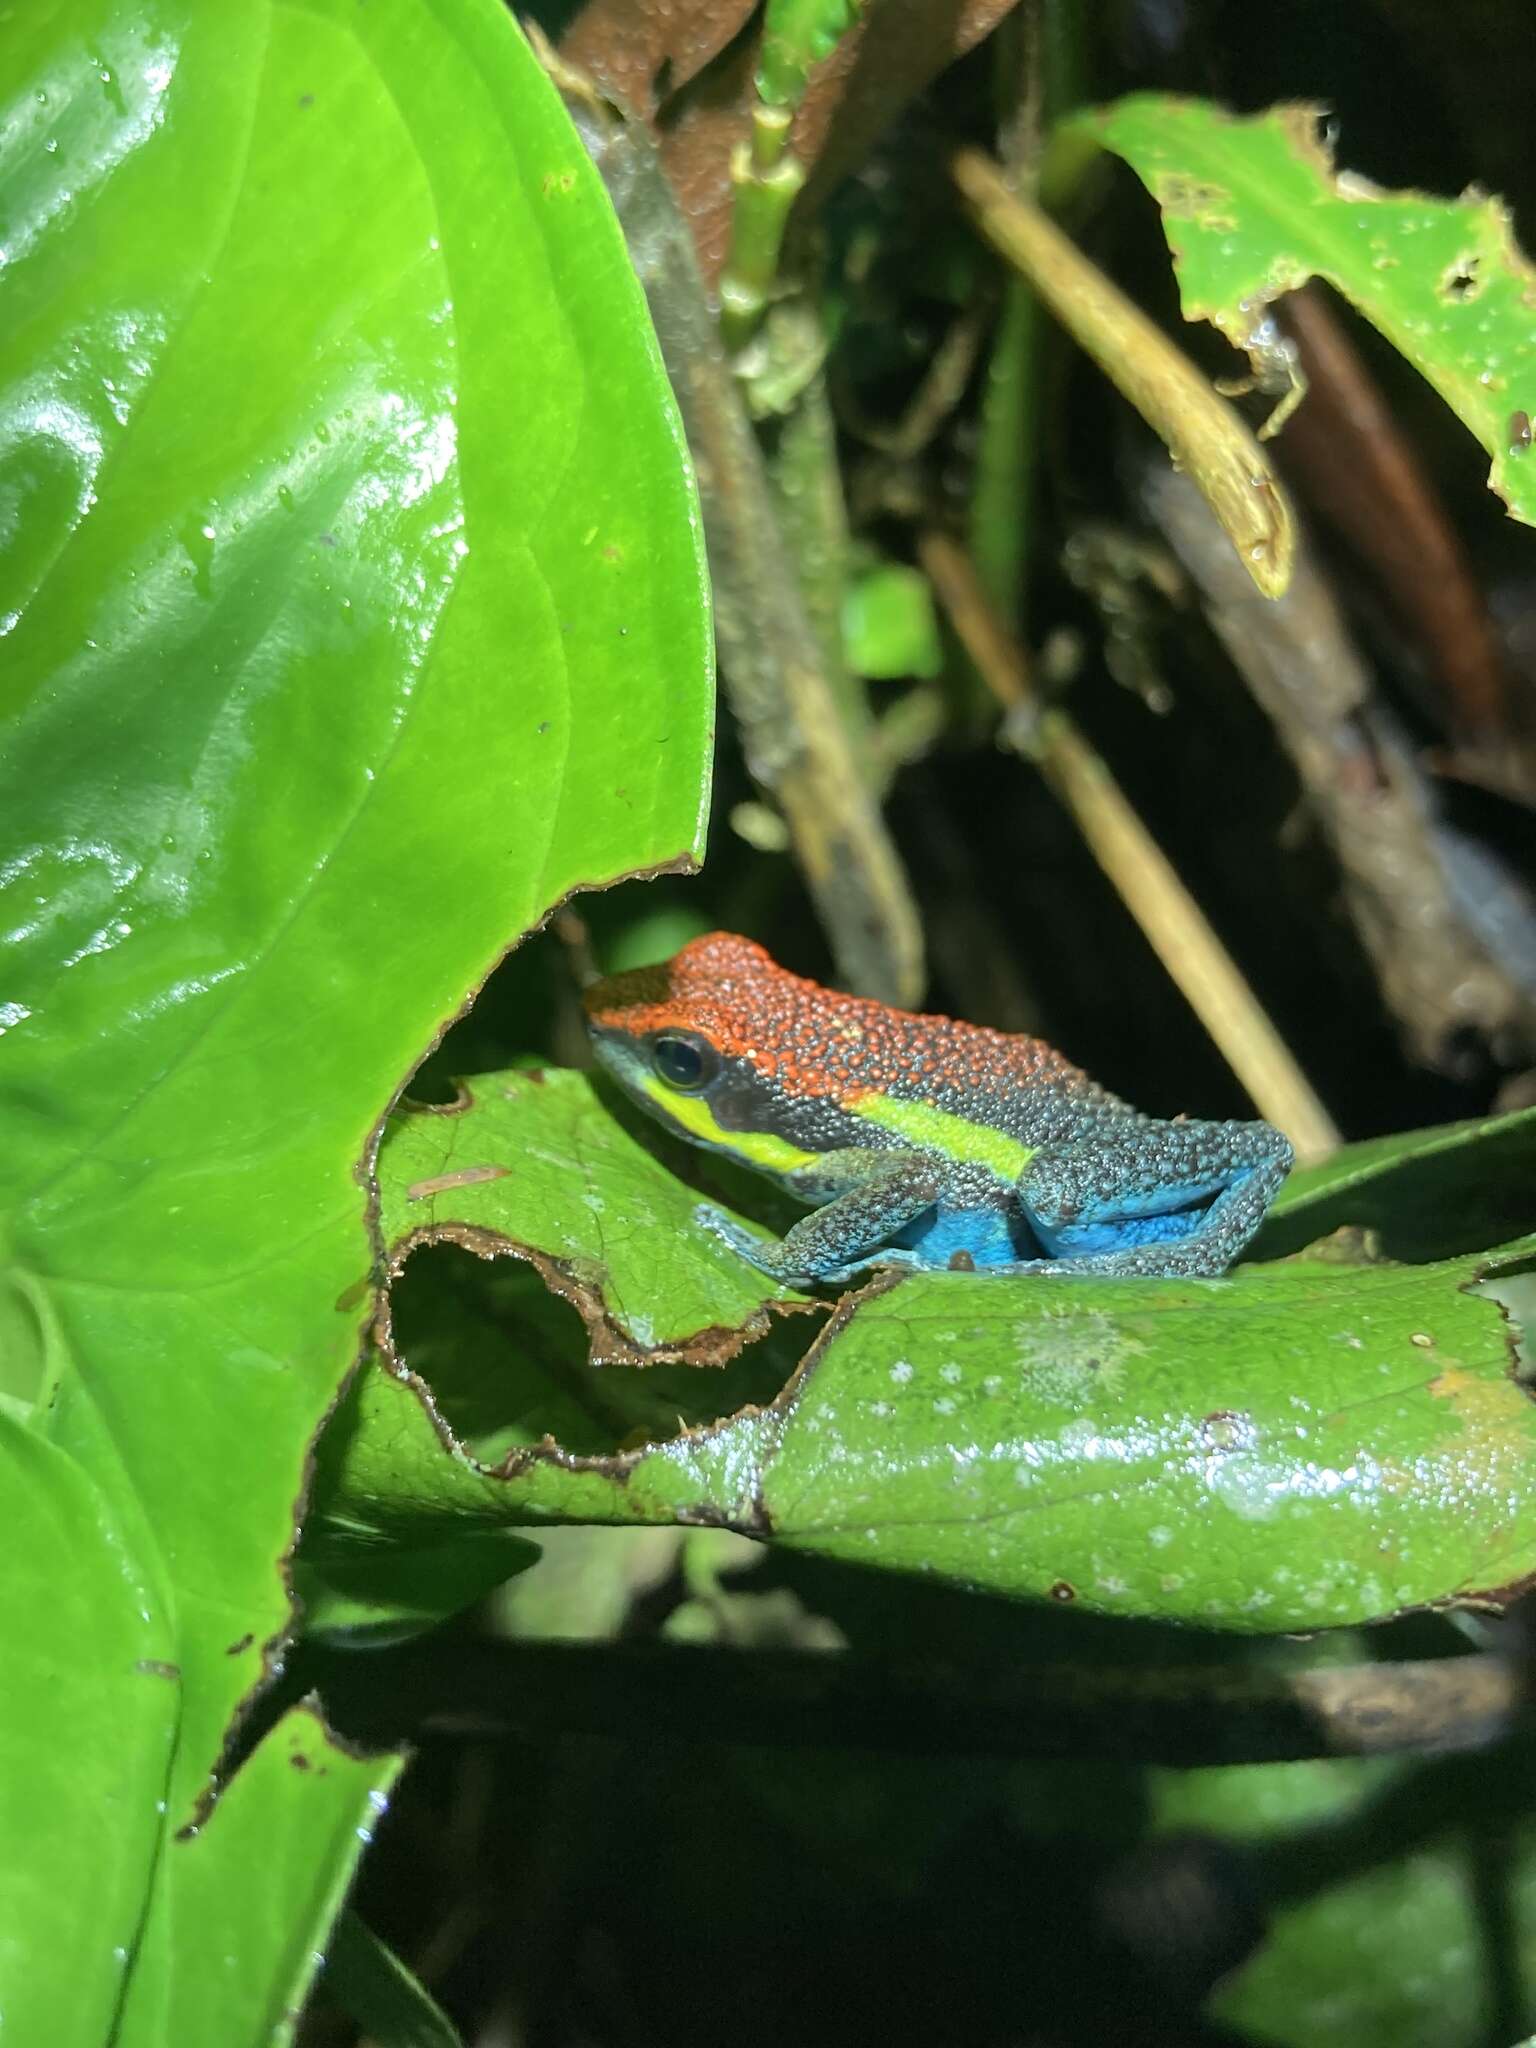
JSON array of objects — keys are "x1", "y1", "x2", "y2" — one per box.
[{"x1": 584, "y1": 933, "x2": 1293, "y2": 1285}]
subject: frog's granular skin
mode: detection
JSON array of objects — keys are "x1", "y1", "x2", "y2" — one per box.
[
  {"x1": 585, "y1": 932, "x2": 1293, "y2": 1280},
  {"x1": 585, "y1": 931, "x2": 1116, "y2": 1124}
]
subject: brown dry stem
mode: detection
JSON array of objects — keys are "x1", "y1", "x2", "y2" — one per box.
[
  {"x1": 920, "y1": 530, "x2": 1339, "y2": 1160},
  {"x1": 1143, "y1": 461, "x2": 1535, "y2": 1071},
  {"x1": 546, "y1": 47, "x2": 925, "y2": 1007},
  {"x1": 315, "y1": 1638, "x2": 1533, "y2": 1766},
  {"x1": 1278, "y1": 286, "x2": 1533, "y2": 799}
]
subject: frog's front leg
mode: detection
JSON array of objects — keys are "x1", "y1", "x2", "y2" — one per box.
[
  {"x1": 696, "y1": 1150, "x2": 941, "y2": 1285},
  {"x1": 1015, "y1": 1118, "x2": 1293, "y2": 1278}
]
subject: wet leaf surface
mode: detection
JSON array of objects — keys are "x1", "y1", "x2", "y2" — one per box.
[
  {"x1": 750, "y1": 1254, "x2": 1534, "y2": 1624},
  {"x1": 334, "y1": 1083, "x2": 1536, "y2": 1629}
]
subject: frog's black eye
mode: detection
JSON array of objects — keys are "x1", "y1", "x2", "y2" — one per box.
[{"x1": 649, "y1": 1031, "x2": 716, "y2": 1092}]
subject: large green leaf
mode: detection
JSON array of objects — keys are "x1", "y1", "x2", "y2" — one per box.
[
  {"x1": 0, "y1": 1416, "x2": 175, "y2": 2043},
  {"x1": 745, "y1": 1253, "x2": 1534, "y2": 1622},
  {"x1": 318, "y1": 1076, "x2": 1536, "y2": 1630},
  {"x1": 133, "y1": 1711, "x2": 403, "y2": 2048},
  {"x1": 0, "y1": 0, "x2": 709, "y2": 2036},
  {"x1": 1070, "y1": 95, "x2": 1536, "y2": 524}
]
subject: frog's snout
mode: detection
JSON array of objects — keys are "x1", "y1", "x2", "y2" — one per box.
[{"x1": 585, "y1": 1017, "x2": 650, "y2": 1099}]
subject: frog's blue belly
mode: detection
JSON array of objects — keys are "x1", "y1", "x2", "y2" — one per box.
[
  {"x1": 1032, "y1": 1178, "x2": 1228, "y2": 1257},
  {"x1": 890, "y1": 1194, "x2": 1214, "y2": 1269},
  {"x1": 889, "y1": 1203, "x2": 1039, "y2": 1270},
  {"x1": 1036, "y1": 1208, "x2": 1213, "y2": 1255}
]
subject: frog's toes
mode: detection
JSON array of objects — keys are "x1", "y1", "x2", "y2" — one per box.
[
  {"x1": 692, "y1": 1203, "x2": 775, "y2": 1266},
  {"x1": 833, "y1": 1247, "x2": 927, "y2": 1280}
]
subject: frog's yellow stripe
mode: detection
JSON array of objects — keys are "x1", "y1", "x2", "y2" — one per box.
[
  {"x1": 849, "y1": 1092, "x2": 1035, "y2": 1181},
  {"x1": 641, "y1": 1076, "x2": 820, "y2": 1174}
]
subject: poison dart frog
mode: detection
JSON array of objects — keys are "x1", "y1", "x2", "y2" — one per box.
[{"x1": 584, "y1": 933, "x2": 1293, "y2": 1284}]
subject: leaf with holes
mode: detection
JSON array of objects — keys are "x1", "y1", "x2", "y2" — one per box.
[
  {"x1": 323, "y1": 1073, "x2": 1536, "y2": 1630},
  {"x1": 318, "y1": 1240, "x2": 1536, "y2": 1627},
  {"x1": 378, "y1": 1070, "x2": 816, "y2": 1366},
  {"x1": 1070, "y1": 96, "x2": 1536, "y2": 523}
]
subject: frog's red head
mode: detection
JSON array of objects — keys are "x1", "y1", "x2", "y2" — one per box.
[
  {"x1": 584, "y1": 931, "x2": 805, "y2": 1084},
  {"x1": 583, "y1": 932, "x2": 773, "y2": 1041},
  {"x1": 583, "y1": 930, "x2": 873, "y2": 1106}
]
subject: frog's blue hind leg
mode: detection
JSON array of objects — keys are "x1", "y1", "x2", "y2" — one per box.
[{"x1": 1013, "y1": 1119, "x2": 1293, "y2": 1278}]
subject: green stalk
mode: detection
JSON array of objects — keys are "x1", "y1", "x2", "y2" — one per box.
[{"x1": 718, "y1": 0, "x2": 863, "y2": 350}]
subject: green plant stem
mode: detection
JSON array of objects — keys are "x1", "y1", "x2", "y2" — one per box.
[
  {"x1": 970, "y1": 279, "x2": 1044, "y2": 620},
  {"x1": 719, "y1": 116, "x2": 804, "y2": 352}
]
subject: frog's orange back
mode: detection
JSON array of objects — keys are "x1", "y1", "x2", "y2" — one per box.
[{"x1": 584, "y1": 931, "x2": 1114, "y2": 1123}]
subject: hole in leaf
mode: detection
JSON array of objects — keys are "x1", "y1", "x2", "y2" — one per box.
[
  {"x1": 1440, "y1": 253, "x2": 1482, "y2": 300},
  {"x1": 388, "y1": 1241, "x2": 807, "y2": 1464}
]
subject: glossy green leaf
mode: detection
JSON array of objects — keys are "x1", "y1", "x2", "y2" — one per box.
[
  {"x1": 749, "y1": 1257, "x2": 1534, "y2": 1623},
  {"x1": 1072, "y1": 95, "x2": 1536, "y2": 524},
  {"x1": 0, "y1": 1416, "x2": 175, "y2": 2043},
  {"x1": 136, "y1": 1712, "x2": 401, "y2": 2048},
  {"x1": 325, "y1": 1241, "x2": 1536, "y2": 1625},
  {"x1": 1, "y1": 0, "x2": 708, "y2": 2034},
  {"x1": 328, "y1": 1074, "x2": 1536, "y2": 1628}
]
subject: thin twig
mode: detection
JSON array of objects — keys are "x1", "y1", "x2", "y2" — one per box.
[
  {"x1": 919, "y1": 529, "x2": 1340, "y2": 1160},
  {"x1": 545, "y1": 45, "x2": 925, "y2": 1006},
  {"x1": 952, "y1": 147, "x2": 1296, "y2": 601}
]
